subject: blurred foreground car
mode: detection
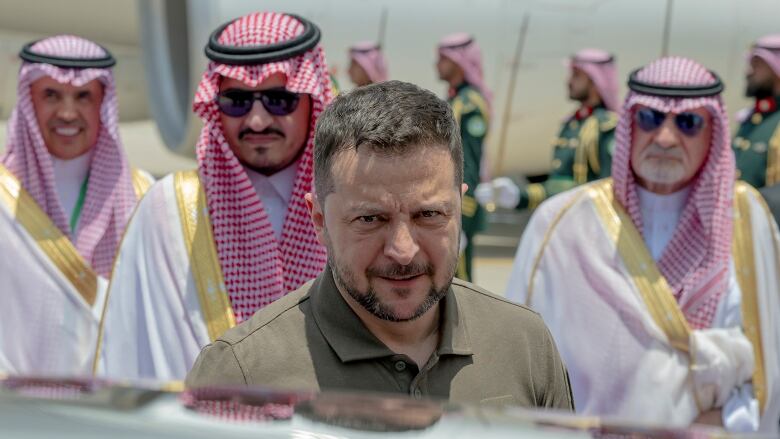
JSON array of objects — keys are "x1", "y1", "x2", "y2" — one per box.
[{"x1": 0, "y1": 376, "x2": 770, "y2": 438}]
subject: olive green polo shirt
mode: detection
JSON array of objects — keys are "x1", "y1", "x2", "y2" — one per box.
[{"x1": 185, "y1": 268, "x2": 574, "y2": 410}]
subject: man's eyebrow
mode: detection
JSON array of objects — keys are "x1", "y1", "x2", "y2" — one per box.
[{"x1": 344, "y1": 202, "x2": 385, "y2": 214}]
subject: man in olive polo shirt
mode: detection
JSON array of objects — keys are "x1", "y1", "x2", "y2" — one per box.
[{"x1": 186, "y1": 80, "x2": 574, "y2": 410}]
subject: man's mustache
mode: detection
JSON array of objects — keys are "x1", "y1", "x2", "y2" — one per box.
[
  {"x1": 367, "y1": 261, "x2": 433, "y2": 279},
  {"x1": 641, "y1": 143, "x2": 684, "y2": 160},
  {"x1": 239, "y1": 127, "x2": 285, "y2": 140}
]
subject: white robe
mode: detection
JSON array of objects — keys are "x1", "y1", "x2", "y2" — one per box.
[
  {"x1": 507, "y1": 182, "x2": 780, "y2": 433},
  {"x1": 0, "y1": 162, "x2": 108, "y2": 378},
  {"x1": 97, "y1": 166, "x2": 297, "y2": 382}
]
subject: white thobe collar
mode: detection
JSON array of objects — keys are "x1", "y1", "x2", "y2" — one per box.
[
  {"x1": 51, "y1": 149, "x2": 93, "y2": 221},
  {"x1": 636, "y1": 184, "x2": 692, "y2": 261},
  {"x1": 243, "y1": 161, "x2": 298, "y2": 240}
]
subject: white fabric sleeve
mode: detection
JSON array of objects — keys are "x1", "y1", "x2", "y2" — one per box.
[
  {"x1": 689, "y1": 327, "x2": 755, "y2": 410},
  {"x1": 722, "y1": 383, "x2": 760, "y2": 432}
]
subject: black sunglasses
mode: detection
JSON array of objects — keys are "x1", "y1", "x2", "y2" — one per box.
[
  {"x1": 634, "y1": 107, "x2": 706, "y2": 137},
  {"x1": 216, "y1": 88, "x2": 301, "y2": 117}
]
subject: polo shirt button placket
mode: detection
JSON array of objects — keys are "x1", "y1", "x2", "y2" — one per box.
[{"x1": 394, "y1": 360, "x2": 406, "y2": 372}]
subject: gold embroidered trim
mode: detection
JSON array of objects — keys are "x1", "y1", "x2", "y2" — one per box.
[
  {"x1": 589, "y1": 179, "x2": 692, "y2": 352},
  {"x1": 525, "y1": 188, "x2": 588, "y2": 306},
  {"x1": 465, "y1": 89, "x2": 491, "y2": 126},
  {"x1": 0, "y1": 163, "x2": 97, "y2": 306},
  {"x1": 732, "y1": 181, "x2": 767, "y2": 412},
  {"x1": 579, "y1": 116, "x2": 600, "y2": 180},
  {"x1": 174, "y1": 171, "x2": 235, "y2": 342},
  {"x1": 131, "y1": 168, "x2": 153, "y2": 199},
  {"x1": 526, "y1": 183, "x2": 546, "y2": 210},
  {"x1": 462, "y1": 195, "x2": 478, "y2": 218},
  {"x1": 766, "y1": 123, "x2": 780, "y2": 185}
]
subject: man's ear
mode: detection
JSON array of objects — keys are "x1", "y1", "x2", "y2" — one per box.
[{"x1": 305, "y1": 192, "x2": 327, "y2": 246}]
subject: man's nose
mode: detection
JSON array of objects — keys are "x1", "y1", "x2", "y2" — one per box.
[
  {"x1": 245, "y1": 100, "x2": 274, "y2": 132},
  {"x1": 384, "y1": 221, "x2": 419, "y2": 266},
  {"x1": 56, "y1": 98, "x2": 78, "y2": 122},
  {"x1": 654, "y1": 117, "x2": 680, "y2": 149}
]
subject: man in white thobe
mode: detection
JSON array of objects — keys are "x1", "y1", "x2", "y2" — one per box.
[
  {"x1": 96, "y1": 12, "x2": 334, "y2": 381},
  {"x1": 0, "y1": 35, "x2": 152, "y2": 376},
  {"x1": 507, "y1": 57, "x2": 780, "y2": 433}
]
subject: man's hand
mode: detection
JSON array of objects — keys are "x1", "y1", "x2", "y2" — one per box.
[
  {"x1": 474, "y1": 177, "x2": 521, "y2": 209},
  {"x1": 693, "y1": 409, "x2": 723, "y2": 427}
]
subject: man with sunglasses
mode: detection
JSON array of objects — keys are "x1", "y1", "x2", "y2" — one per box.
[
  {"x1": 348, "y1": 41, "x2": 388, "y2": 87},
  {"x1": 505, "y1": 57, "x2": 780, "y2": 432},
  {"x1": 475, "y1": 48, "x2": 619, "y2": 212},
  {"x1": 97, "y1": 12, "x2": 333, "y2": 381},
  {"x1": 0, "y1": 35, "x2": 153, "y2": 376},
  {"x1": 436, "y1": 33, "x2": 492, "y2": 282}
]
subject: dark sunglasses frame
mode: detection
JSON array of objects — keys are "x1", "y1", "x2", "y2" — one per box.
[
  {"x1": 216, "y1": 88, "x2": 301, "y2": 117},
  {"x1": 634, "y1": 107, "x2": 707, "y2": 137}
]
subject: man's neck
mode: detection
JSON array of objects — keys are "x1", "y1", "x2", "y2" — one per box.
[
  {"x1": 580, "y1": 95, "x2": 603, "y2": 110},
  {"x1": 338, "y1": 287, "x2": 441, "y2": 367},
  {"x1": 449, "y1": 76, "x2": 467, "y2": 91}
]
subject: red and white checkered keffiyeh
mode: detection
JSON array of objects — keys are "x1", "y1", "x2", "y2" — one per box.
[
  {"x1": 349, "y1": 41, "x2": 388, "y2": 83},
  {"x1": 192, "y1": 12, "x2": 332, "y2": 323},
  {"x1": 749, "y1": 34, "x2": 780, "y2": 78},
  {"x1": 568, "y1": 48, "x2": 620, "y2": 113},
  {"x1": 1, "y1": 35, "x2": 137, "y2": 278},
  {"x1": 611, "y1": 57, "x2": 734, "y2": 329},
  {"x1": 437, "y1": 33, "x2": 493, "y2": 116}
]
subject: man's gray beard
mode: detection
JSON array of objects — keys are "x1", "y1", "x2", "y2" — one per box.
[{"x1": 328, "y1": 253, "x2": 454, "y2": 323}]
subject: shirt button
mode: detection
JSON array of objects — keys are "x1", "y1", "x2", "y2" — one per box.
[
  {"x1": 394, "y1": 361, "x2": 406, "y2": 372},
  {"x1": 413, "y1": 388, "x2": 422, "y2": 399}
]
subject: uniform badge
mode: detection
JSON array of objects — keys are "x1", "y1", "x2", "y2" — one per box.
[
  {"x1": 735, "y1": 137, "x2": 751, "y2": 151},
  {"x1": 466, "y1": 115, "x2": 487, "y2": 137}
]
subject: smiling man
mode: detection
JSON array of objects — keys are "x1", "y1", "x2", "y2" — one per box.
[
  {"x1": 506, "y1": 57, "x2": 780, "y2": 433},
  {"x1": 97, "y1": 12, "x2": 333, "y2": 381},
  {"x1": 0, "y1": 35, "x2": 153, "y2": 376},
  {"x1": 185, "y1": 80, "x2": 574, "y2": 411}
]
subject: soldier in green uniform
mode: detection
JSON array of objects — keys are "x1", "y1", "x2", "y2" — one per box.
[
  {"x1": 733, "y1": 34, "x2": 780, "y2": 188},
  {"x1": 437, "y1": 33, "x2": 493, "y2": 282},
  {"x1": 475, "y1": 48, "x2": 619, "y2": 211}
]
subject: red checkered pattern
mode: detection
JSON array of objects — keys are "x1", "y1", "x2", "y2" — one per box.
[
  {"x1": 437, "y1": 33, "x2": 493, "y2": 115},
  {"x1": 611, "y1": 57, "x2": 734, "y2": 329},
  {"x1": 1, "y1": 35, "x2": 138, "y2": 277},
  {"x1": 349, "y1": 41, "x2": 388, "y2": 83},
  {"x1": 192, "y1": 12, "x2": 332, "y2": 323}
]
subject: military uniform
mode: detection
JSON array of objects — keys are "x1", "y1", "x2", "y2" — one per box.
[
  {"x1": 733, "y1": 96, "x2": 780, "y2": 188},
  {"x1": 450, "y1": 82, "x2": 489, "y2": 281},
  {"x1": 519, "y1": 106, "x2": 617, "y2": 209}
]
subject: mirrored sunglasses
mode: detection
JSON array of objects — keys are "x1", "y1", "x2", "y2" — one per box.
[
  {"x1": 216, "y1": 88, "x2": 301, "y2": 117},
  {"x1": 634, "y1": 107, "x2": 706, "y2": 137}
]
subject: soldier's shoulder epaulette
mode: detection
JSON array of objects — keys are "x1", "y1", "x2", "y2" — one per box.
[
  {"x1": 464, "y1": 89, "x2": 489, "y2": 116},
  {"x1": 595, "y1": 109, "x2": 618, "y2": 132}
]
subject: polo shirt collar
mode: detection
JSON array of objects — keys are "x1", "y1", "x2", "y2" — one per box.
[{"x1": 310, "y1": 267, "x2": 473, "y2": 363}]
